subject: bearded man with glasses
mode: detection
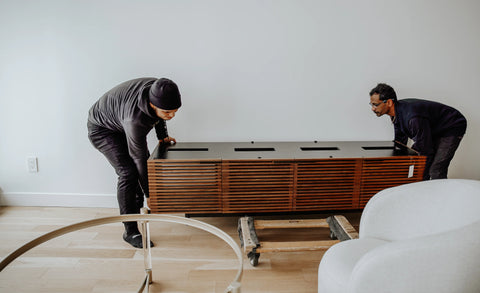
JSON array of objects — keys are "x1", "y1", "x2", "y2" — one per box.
[{"x1": 369, "y1": 83, "x2": 467, "y2": 180}]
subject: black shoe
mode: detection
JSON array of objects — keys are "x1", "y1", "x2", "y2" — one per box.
[{"x1": 122, "y1": 232, "x2": 154, "y2": 249}]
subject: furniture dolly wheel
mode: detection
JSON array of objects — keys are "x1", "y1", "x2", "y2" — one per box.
[{"x1": 248, "y1": 251, "x2": 260, "y2": 266}]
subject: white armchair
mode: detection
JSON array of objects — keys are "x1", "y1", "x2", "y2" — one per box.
[{"x1": 318, "y1": 179, "x2": 480, "y2": 293}]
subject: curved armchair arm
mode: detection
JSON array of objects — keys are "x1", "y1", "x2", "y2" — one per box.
[{"x1": 349, "y1": 220, "x2": 480, "y2": 293}]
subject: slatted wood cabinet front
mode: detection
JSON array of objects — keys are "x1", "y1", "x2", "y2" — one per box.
[{"x1": 147, "y1": 142, "x2": 426, "y2": 214}]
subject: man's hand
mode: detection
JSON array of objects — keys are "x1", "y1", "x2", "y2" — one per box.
[{"x1": 160, "y1": 136, "x2": 176, "y2": 145}]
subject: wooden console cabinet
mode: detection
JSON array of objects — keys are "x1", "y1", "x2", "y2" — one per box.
[{"x1": 147, "y1": 141, "x2": 426, "y2": 215}]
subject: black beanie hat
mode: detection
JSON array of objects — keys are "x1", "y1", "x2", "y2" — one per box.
[{"x1": 149, "y1": 78, "x2": 182, "y2": 110}]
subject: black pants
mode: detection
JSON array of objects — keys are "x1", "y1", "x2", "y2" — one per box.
[
  {"x1": 88, "y1": 121, "x2": 144, "y2": 233},
  {"x1": 427, "y1": 135, "x2": 464, "y2": 180}
]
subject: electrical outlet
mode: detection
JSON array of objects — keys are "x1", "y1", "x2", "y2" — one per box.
[{"x1": 27, "y1": 156, "x2": 38, "y2": 173}]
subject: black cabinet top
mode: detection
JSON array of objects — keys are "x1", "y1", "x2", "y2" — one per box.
[{"x1": 149, "y1": 141, "x2": 420, "y2": 161}]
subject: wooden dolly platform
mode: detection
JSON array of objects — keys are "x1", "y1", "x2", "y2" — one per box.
[{"x1": 237, "y1": 215, "x2": 358, "y2": 266}]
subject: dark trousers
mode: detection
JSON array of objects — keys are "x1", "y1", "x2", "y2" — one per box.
[
  {"x1": 87, "y1": 122, "x2": 144, "y2": 233},
  {"x1": 427, "y1": 135, "x2": 463, "y2": 180}
]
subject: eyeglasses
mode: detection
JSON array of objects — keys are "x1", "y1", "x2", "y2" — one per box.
[{"x1": 369, "y1": 100, "x2": 387, "y2": 108}]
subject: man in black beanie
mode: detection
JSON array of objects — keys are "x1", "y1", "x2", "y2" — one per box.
[{"x1": 87, "y1": 77, "x2": 181, "y2": 248}]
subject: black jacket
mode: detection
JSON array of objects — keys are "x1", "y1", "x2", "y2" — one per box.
[
  {"x1": 88, "y1": 78, "x2": 168, "y2": 196},
  {"x1": 393, "y1": 98, "x2": 467, "y2": 171}
]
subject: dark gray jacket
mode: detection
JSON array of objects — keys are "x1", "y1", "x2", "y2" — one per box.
[{"x1": 88, "y1": 78, "x2": 168, "y2": 196}]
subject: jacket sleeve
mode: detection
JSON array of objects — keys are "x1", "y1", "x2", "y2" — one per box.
[
  {"x1": 123, "y1": 121, "x2": 151, "y2": 197},
  {"x1": 394, "y1": 127, "x2": 408, "y2": 146},
  {"x1": 155, "y1": 120, "x2": 168, "y2": 140}
]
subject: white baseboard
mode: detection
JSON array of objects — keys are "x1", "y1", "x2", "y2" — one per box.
[{"x1": 0, "y1": 192, "x2": 117, "y2": 208}]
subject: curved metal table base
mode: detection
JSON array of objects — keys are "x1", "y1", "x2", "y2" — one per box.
[{"x1": 0, "y1": 210, "x2": 242, "y2": 293}]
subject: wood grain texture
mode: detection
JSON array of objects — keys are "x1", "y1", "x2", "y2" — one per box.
[
  {"x1": 0, "y1": 206, "x2": 361, "y2": 293},
  {"x1": 148, "y1": 142, "x2": 426, "y2": 214}
]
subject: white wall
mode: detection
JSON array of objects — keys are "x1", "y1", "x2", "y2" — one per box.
[{"x1": 1, "y1": 0, "x2": 479, "y2": 207}]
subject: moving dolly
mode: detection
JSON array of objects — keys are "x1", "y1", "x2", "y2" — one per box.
[{"x1": 238, "y1": 215, "x2": 358, "y2": 266}]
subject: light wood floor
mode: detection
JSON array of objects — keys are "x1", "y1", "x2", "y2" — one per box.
[{"x1": 0, "y1": 206, "x2": 360, "y2": 293}]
